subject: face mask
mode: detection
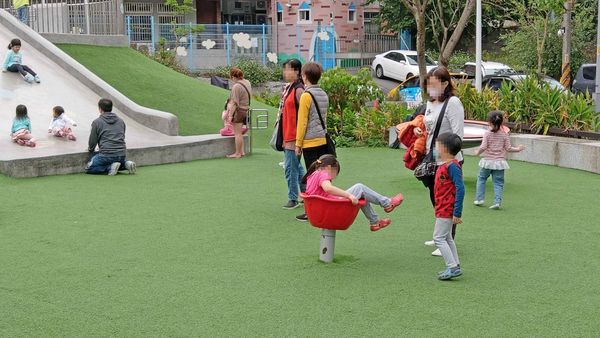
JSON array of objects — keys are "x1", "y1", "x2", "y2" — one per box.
[{"x1": 428, "y1": 87, "x2": 442, "y2": 99}]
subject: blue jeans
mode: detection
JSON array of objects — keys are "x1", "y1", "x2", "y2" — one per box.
[
  {"x1": 86, "y1": 153, "x2": 126, "y2": 174},
  {"x1": 284, "y1": 149, "x2": 305, "y2": 201},
  {"x1": 16, "y1": 6, "x2": 28, "y2": 24},
  {"x1": 475, "y1": 168, "x2": 505, "y2": 205}
]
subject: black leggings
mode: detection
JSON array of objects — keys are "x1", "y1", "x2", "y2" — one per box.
[
  {"x1": 8, "y1": 64, "x2": 37, "y2": 77},
  {"x1": 302, "y1": 144, "x2": 329, "y2": 169}
]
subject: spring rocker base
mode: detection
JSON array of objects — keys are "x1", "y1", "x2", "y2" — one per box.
[{"x1": 300, "y1": 193, "x2": 366, "y2": 263}]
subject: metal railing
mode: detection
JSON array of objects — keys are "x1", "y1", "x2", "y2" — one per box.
[{"x1": 1, "y1": 0, "x2": 123, "y2": 35}]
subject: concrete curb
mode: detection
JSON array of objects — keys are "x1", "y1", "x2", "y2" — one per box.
[
  {"x1": 463, "y1": 134, "x2": 600, "y2": 174},
  {"x1": 0, "y1": 10, "x2": 179, "y2": 136}
]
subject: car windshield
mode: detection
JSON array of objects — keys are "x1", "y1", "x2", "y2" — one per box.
[{"x1": 405, "y1": 54, "x2": 436, "y2": 66}]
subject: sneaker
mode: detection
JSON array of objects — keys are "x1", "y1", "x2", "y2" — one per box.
[
  {"x1": 474, "y1": 200, "x2": 484, "y2": 206},
  {"x1": 25, "y1": 139, "x2": 36, "y2": 147},
  {"x1": 489, "y1": 204, "x2": 501, "y2": 210},
  {"x1": 384, "y1": 193, "x2": 404, "y2": 213},
  {"x1": 34, "y1": 75, "x2": 40, "y2": 83},
  {"x1": 108, "y1": 162, "x2": 121, "y2": 176},
  {"x1": 438, "y1": 266, "x2": 463, "y2": 280},
  {"x1": 24, "y1": 74, "x2": 34, "y2": 83},
  {"x1": 282, "y1": 200, "x2": 300, "y2": 209},
  {"x1": 370, "y1": 218, "x2": 392, "y2": 231},
  {"x1": 295, "y1": 213, "x2": 308, "y2": 222},
  {"x1": 124, "y1": 160, "x2": 136, "y2": 174},
  {"x1": 278, "y1": 161, "x2": 285, "y2": 168},
  {"x1": 424, "y1": 240, "x2": 435, "y2": 246},
  {"x1": 431, "y1": 248, "x2": 442, "y2": 256},
  {"x1": 16, "y1": 139, "x2": 26, "y2": 145},
  {"x1": 67, "y1": 134, "x2": 76, "y2": 141}
]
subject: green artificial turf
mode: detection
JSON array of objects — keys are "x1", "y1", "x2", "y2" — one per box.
[
  {"x1": 57, "y1": 44, "x2": 276, "y2": 136},
  {"x1": 1, "y1": 146, "x2": 599, "y2": 337}
]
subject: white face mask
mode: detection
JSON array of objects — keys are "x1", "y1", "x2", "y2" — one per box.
[{"x1": 428, "y1": 87, "x2": 442, "y2": 99}]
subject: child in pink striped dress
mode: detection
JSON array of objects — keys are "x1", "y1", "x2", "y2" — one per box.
[{"x1": 474, "y1": 111, "x2": 524, "y2": 209}]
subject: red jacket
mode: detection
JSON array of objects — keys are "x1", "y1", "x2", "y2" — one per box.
[{"x1": 396, "y1": 115, "x2": 428, "y2": 170}]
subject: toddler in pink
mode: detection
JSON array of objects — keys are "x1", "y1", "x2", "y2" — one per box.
[
  {"x1": 48, "y1": 106, "x2": 77, "y2": 141},
  {"x1": 304, "y1": 154, "x2": 404, "y2": 231}
]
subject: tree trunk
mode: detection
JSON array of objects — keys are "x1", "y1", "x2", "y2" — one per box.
[
  {"x1": 440, "y1": 0, "x2": 476, "y2": 68},
  {"x1": 537, "y1": 13, "x2": 549, "y2": 75},
  {"x1": 416, "y1": 15, "x2": 428, "y2": 92}
]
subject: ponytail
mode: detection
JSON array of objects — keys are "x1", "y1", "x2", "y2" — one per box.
[
  {"x1": 488, "y1": 110, "x2": 504, "y2": 133},
  {"x1": 301, "y1": 154, "x2": 340, "y2": 184},
  {"x1": 8, "y1": 38, "x2": 21, "y2": 50}
]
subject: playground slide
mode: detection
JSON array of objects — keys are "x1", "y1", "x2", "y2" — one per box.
[{"x1": 0, "y1": 13, "x2": 237, "y2": 177}]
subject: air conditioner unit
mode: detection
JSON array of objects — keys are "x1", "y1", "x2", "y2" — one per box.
[
  {"x1": 30, "y1": 3, "x2": 69, "y2": 34},
  {"x1": 256, "y1": 0, "x2": 267, "y2": 10},
  {"x1": 256, "y1": 14, "x2": 268, "y2": 25}
]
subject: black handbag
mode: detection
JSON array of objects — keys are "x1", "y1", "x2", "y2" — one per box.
[
  {"x1": 306, "y1": 91, "x2": 336, "y2": 156},
  {"x1": 414, "y1": 99, "x2": 449, "y2": 182}
]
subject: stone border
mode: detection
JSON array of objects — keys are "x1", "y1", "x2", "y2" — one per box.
[
  {"x1": 0, "y1": 10, "x2": 179, "y2": 136},
  {"x1": 463, "y1": 134, "x2": 600, "y2": 174}
]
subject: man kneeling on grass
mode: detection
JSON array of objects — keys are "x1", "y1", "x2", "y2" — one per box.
[{"x1": 86, "y1": 98, "x2": 136, "y2": 176}]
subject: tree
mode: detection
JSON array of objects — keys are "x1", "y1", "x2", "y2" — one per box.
[
  {"x1": 164, "y1": 0, "x2": 204, "y2": 44},
  {"x1": 427, "y1": 0, "x2": 475, "y2": 67},
  {"x1": 398, "y1": 0, "x2": 430, "y2": 90}
]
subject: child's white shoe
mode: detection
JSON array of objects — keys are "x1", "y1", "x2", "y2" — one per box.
[
  {"x1": 489, "y1": 204, "x2": 501, "y2": 210},
  {"x1": 431, "y1": 248, "x2": 442, "y2": 256},
  {"x1": 24, "y1": 74, "x2": 34, "y2": 83},
  {"x1": 34, "y1": 75, "x2": 40, "y2": 83},
  {"x1": 474, "y1": 200, "x2": 484, "y2": 206}
]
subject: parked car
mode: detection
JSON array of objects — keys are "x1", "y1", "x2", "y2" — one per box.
[
  {"x1": 572, "y1": 64, "x2": 596, "y2": 95},
  {"x1": 386, "y1": 72, "x2": 473, "y2": 107},
  {"x1": 480, "y1": 74, "x2": 566, "y2": 92},
  {"x1": 372, "y1": 50, "x2": 437, "y2": 81},
  {"x1": 463, "y1": 61, "x2": 517, "y2": 77}
]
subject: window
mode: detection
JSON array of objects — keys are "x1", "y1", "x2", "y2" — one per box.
[
  {"x1": 384, "y1": 52, "x2": 398, "y2": 61},
  {"x1": 234, "y1": 2, "x2": 242, "y2": 9},
  {"x1": 363, "y1": 11, "x2": 379, "y2": 34},
  {"x1": 299, "y1": 2, "x2": 311, "y2": 23},
  {"x1": 276, "y1": 2, "x2": 283, "y2": 23},
  {"x1": 348, "y1": 2, "x2": 356, "y2": 22},
  {"x1": 582, "y1": 65, "x2": 596, "y2": 81}
]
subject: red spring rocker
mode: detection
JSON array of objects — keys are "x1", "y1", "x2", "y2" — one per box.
[{"x1": 300, "y1": 193, "x2": 366, "y2": 263}]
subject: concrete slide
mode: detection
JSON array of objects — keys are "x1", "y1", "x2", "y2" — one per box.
[{"x1": 0, "y1": 12, "x2": 241, "y2": 178}]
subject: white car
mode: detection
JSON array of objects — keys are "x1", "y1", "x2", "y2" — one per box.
[
  {"x1": 371, "y1": 50, "x2": 437, "y2": 81},
  {"x1": 463, "y1": 61, "x2": 517, "y2": 77}
]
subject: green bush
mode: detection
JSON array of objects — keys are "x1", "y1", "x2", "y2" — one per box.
[
  {"x1": 456, "y1": 78, "x2": 598, "y2": 134},
  {"x1": 137, "y1": 38, "x2": 190, "y2": 75},
  {"x1": 212, "y1": 57, "x2": 282, "y2": 85},
  {"x1": 254, "y1": 91, "x2": 280, "y2": 108}
]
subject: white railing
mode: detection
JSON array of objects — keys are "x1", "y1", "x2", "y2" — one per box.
[{"x1": 1, "y1": 0, "x2": 123, "y2": 35}]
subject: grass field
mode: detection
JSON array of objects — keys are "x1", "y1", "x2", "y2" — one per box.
[
  {"x1": 1, "y1": 143, "x2": 599, "y2": 337},
  {"x1": 3, "y1": 46, "x2": 599, "y2": 337},
  {"x1": 57, "y1": 44, "x2": 276, "y2": 136}
]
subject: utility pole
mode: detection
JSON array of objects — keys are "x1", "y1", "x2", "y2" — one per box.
[
  {"x1": 560, "y1": 0, "x2": 574, "y2": 88},
  {"x1": 475, "y1": 0, "x2": 482, "y2": 92}
]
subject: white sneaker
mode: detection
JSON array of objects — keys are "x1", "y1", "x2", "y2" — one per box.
[
  {"x1": 34, "y1": 75, "x2": 40, "y2": 83},
  {"x1": 108, "y1": 162, "x2": 121, "y2": 176},
  {"x1": 125, "y1": 160, "x2": 136, "y2": 174},
  {"x1": 431, "y1": 248, "x2": 442, "y2": 256},
  {"x1": 489, "y1": 204, "x2": 501, "y2": 210},
  {"x1": 24, "y1": 74, "x2": 34, "y2": 83},
  {"x1": 278, "y1": 161, "x2": 285, "y2": 168},
  {"x1": 474, "y1": 200, "x2": 484, "y2": 206},
  {"x1": 424, "y1": 240, "x2": 435, "y2": 246}
]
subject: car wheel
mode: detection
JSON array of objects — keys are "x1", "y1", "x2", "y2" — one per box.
[
  {"x1": 405, "y1": 73, "x2": 414, "y2": 81},
  {"x1": 376, "y1": 65, "x2": 384, "y2": 79}
]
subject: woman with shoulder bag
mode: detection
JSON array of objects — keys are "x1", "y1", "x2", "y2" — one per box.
[
  {"x1": 413, "y1": 67, "x2": 464, "y2": 255},
  {"x1": 226, "y1": 67, "x2": 252, "y2": 158}
]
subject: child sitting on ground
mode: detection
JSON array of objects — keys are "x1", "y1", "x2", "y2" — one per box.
[
  {"x1": 11, "y1": 104, "x2": 36, "y2": 147},
  {"x1": 303, "y1": 154, "x2": 404, "y2": 231},
  {"x1": 474, "y1": 111, "x2": 524, "y2": 209},
  {"x1": 48, "y1": 106, "x2": 77, "y2": 141},
  {"x1": 432, "y1": 133, "x2": 464, "y2": 280},
  {"x1": 2, "y1": 38, "x2": 40, "y2": 83}
]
